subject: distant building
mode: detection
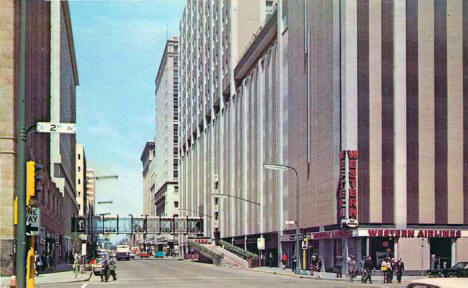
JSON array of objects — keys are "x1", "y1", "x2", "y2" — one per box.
[
  {"x1": 152, "y1": 37, "x2": 180, "y2": 217},
  {"x1": 140, "y1": 142, "x2": 155, "y2": 216},
  {"x1": 76, "y1": 144, "x2": 87, "y2": 216}
]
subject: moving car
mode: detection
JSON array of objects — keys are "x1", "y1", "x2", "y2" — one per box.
[
  {"x1": 116, "y1": 245, "x2": 130, "y2": 261},
  {"x1": 138, "y1": 251, "x2": 150, "y2": 258},
  {"x1": 407, "y1": 278, "x2": 468, "y2": 288},
  {"x1": 129, "y1": 252, "x2": 136, "y2": 259},
  {"x1": 426, "y1": 262, "x2": 468, "y2": 278}
]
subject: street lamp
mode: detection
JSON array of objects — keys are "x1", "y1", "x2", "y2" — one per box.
[
  {"x1": 179, "y1": 208, "x2": 213, "y2": 218},
  {"x1": 211, "y1": 193, "x2": 261, "y2": 206},
  {"x1": 129, "y1": 214, "x2": 134, "y2": 246},
  {"x1": 263, "y1": 163, "x2": 300, "y2": 274}
]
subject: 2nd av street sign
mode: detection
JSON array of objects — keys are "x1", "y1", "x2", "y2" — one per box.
[{"x1": 36, "y1": 122, "x2": 76, "y2": 134}]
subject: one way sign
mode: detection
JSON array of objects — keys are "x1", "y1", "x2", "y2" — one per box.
[{"x1": 26, "y1": 207, "x2": 40, "y2": 236}]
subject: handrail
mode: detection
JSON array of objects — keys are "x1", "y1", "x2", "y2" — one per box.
[{"x1": 219, "y1": 240, "x2": 258, "y2": 260}]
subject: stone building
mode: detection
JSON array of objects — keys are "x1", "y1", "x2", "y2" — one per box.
[
  {"x1": 0, "y1": 0, "x2": 79, "y2": 275},
  {"x1": 151, "y1": 38, "x2": 180, "y2": 218},
  {"x1": 76, "y1": 144, "x2": 87, "y2": 216}
]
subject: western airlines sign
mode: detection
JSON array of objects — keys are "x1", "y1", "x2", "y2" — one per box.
[{"x1": 367, "y1": 229, "x2": 462, "y2": 238}]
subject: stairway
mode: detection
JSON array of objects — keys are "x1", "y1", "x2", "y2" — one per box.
[{"x1": 208, "y1": 245, "x2": 249, "y2": 269}]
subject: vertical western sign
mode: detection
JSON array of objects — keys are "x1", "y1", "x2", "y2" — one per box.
[{"x1": 338, "y1": 150, "x2": 359, "y2": 228}]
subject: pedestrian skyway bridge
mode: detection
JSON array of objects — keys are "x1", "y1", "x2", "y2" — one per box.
[{"x1": 72, "y1": 215, "x2": 203, "y2": 235}]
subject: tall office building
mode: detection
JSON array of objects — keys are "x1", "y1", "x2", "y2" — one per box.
[
  {"x1": 178, "y1": 0, "x2": 274, "y2": 241},
  {"x1": 152, "y1": 38, "x2": 180, "y2": 217},
  {"x1": 179, "y1": 0, "x2": 468, "y2": 272}
]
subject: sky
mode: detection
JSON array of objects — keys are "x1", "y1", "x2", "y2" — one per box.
[{"x1": 70, "y1": 0, "x2": 185, "y2": 217}]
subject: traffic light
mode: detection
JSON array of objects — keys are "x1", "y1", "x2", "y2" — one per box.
[
  {"x1": 26, "y1": 161, "x2": 43, "y2": 206},
  {"x1": 72, "y1": 216, "x2": 86, "y2": 233}
]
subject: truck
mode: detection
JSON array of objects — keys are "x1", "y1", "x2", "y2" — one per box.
[{"x1": 116, "y1": 244, "x2": 130, "y2": 261}]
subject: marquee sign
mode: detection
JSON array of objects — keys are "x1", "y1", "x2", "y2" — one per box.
[
  {"x1": 309, "y1": 230, "x2": 352, "y2": 240},
  {"x1": 338, "y1": 150, "x2": 359, "y2": 228},
  {"x1": 367, "y1": 229, "x2": 462, "y2": 239}
]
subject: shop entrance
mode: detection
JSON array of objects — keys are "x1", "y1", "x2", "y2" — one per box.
[
  {"x1": 370, "y1": 238, "x2": 394, "y2": 266},
  {"x1": 430, "y1": 238, "x2": 451, "y2": 268}
]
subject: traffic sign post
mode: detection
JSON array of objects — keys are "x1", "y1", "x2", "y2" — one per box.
[
  {"x1": 36, "y1": 122, "x2": 76, "y2": 134},
  {"x1": 25, "y1": 207, "x2": 40, "y2": 236}
]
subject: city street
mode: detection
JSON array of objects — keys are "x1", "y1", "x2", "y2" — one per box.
[{"x1": 35, "y1": 260, "x2": 408, "y2": 288}]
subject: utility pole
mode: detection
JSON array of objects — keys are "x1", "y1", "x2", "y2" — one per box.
[{"x1": 15, "y1": 0, "x2": 27, "y2": 286}]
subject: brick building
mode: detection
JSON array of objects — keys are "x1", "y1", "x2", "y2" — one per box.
[{"x1": 0, "y1": 0, "x2": 79, "y2": 275}]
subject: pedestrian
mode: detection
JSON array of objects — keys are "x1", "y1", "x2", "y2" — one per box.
[
  {"x1": 268, "y1": 252, "x2": 273, "y2": 267},
  {"x1": 108, "y1": 256, "x2": 117, "y2": 281},
  {"x1": 73, "y1": 253, "x2": 80, "y2": 278},
  {"x1": 335, "y1": 253, "x2": 343, "y2": 278},
  {"x1": 317, "y1": 256, "x2": 323, "y2": 278},
  {"x1": 309, "y1": 254, "x2": 317, "y2": 276},
  {"x1": 34, "y1": 251, "x2": 42, "y2": 275},
  {"x1": 347, "y1": 255, "x2": 358, "y2": 282},
  {"x1": 386, "y1": 257, "x2": 393, "y2": 283},
  {"x1": 362, "y1": 256, "x2": 374, "y2": 284},
  {"x1": 395, "y1": 258, "x2": 405, "y2": 283},
  {"x1": 381, "y1": 258, "x2": 388, "y2": 283},
  {"x1": 45, "y1": 254, "x2": 50, "y2": 271},
  {"x1": 281, "y1": 254, "x2": 287, "y2": 269},
  {"x1": 100, "y1": 258, "x2": 109, "y2": 282},
  {"x1": 292, "y1": 255, "x2": 297, "y2": 273}
]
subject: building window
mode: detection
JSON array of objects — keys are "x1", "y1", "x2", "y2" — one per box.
[
  {"x1": 78, "y1": 179, "x2": 81, "y2": 185},
  {"x1": 78, "y1": 166, "x2": 81, "y2": 172},
  {"x1": 78, "y1": 154, "x2": 81, "y2": 160},
  {"x1": 174, "y1": 201, "x2": 179, "y2": 208}
]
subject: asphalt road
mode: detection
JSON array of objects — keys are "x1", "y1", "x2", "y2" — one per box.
[{"x1": 36, "y1": 259, "x2": 401, "y2": 288}]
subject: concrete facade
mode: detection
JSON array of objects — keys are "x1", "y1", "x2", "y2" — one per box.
[
  {"x1": 179, "y1": 0, "x2": 468, "y2": 272},
  {"x1": 86, "y1": 169, "x2": 95, "y2": 211},
  {"x1": 152, "y1": 38, "x2": 180, "y2": 217}
]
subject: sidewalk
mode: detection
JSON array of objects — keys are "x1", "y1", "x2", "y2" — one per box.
[
  {"x1": 34, "y1": 270, "x2": 92, "y2": 285},
  {"x1": 0, "y1": 264, "x2": 74, "y2": 288},
  {"x1": 252, "y1": 267, "x2": 423, "y2": 287}
]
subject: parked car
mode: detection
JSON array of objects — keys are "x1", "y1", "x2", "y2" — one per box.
[
  {"x1": 426, "y1": 262, "x2": 468, "y2": 278},
  {"x1": 138, "y1": 251, "x2": 150, "y2": 258},
  {"x1": 407, "y1": 278, "x2": 468, "y2": 288},
  {"x1": 155, "y1": 251, "x2": 164, "y2": 258},
  {"x1": 129, "y1": 252, "x2": 136, "y2": 259}
]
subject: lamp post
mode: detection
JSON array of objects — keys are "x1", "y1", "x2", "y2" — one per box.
[
  {"x1": 129, "y1": 214, "x2": 134, "y2": 246},
  {"x1": 263, "y1": 163, "x2": 300, "y2": 274}
]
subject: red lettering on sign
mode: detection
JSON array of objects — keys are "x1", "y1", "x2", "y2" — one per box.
[
  {"x1": 348, "y1": 151, "x2": 359, "y2": 158},
  {"x1": 456, "y1": 231, "x2": 461, "y2": 238},
  {"x1": 369, "y1": 230, "x2": 377, "y2": 237}
]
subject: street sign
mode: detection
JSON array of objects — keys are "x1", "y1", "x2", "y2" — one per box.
[
  {"x1": 36, "y1": 122, "x2": 76, "y2": 134},
  {"x1": 285, "y1": 220, "x2": 295, "y2": 225},
  {"x1": 257, "y1": 237, "x2": 265, "y2": 250},
  {"x1": 280, "y1": 233, "x2": 304, "y2": 242},
  {"x1": 26, "y1": 207, "x2": 40, "y2": 236},
  {"x1": 79, "y1": 234, "x2": 88, "y2": 241}
]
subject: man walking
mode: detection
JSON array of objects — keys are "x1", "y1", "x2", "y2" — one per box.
[
  {"x1": 292, "y1": 255, "x2": 297, "y2": 273},
  {"x1": 395, "y1": 258, "x2": 405, "y2": 283},
  {"x1": 281, "y1": 254, "x2": 287, "y2": 269},
  {"x1": 362, "y1": 256, "x2": 374, "y2": 284},
  {"x1": 335, "y1": 253, "x2": 343, "y2": 278}
]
